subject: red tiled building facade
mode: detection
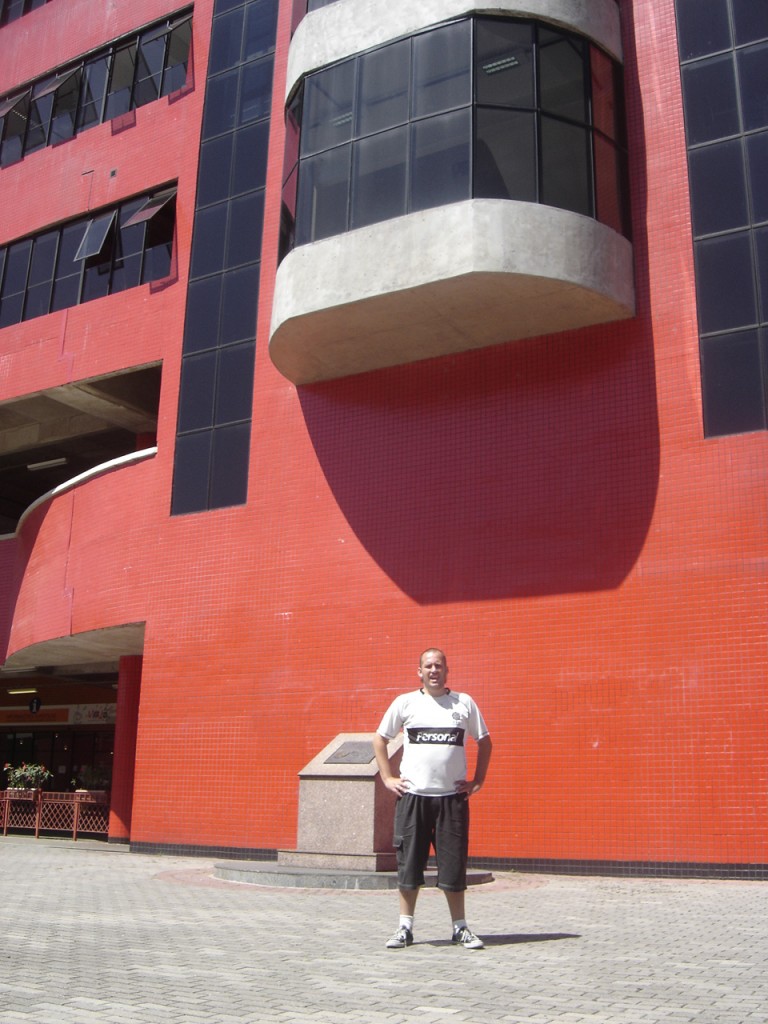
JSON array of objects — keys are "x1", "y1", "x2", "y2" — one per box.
[{"x1": 1, "y1": 0, "x2": 767, "y2": 874}]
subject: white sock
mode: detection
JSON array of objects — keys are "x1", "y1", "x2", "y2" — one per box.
[
  {"x1": 399, "y1": 915, "x2": 414, "y2": 932},
  {"x1": 452, "y1": 918, "x2": 467, "y2": 933}
]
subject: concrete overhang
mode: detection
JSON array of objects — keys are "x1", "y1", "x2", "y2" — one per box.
[
  {"x1": 2, "y1": 623, "x2": 145, "y2": 674},
  {"x1": 269, "y1": 199, "x2": 635, "y2": 384},
  {"x1": 287, "y1": 0, "x2": 623, "y2": 100}
]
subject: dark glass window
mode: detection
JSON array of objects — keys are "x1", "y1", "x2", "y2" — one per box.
[
  {"x1": 351, "y1": 126, "x2": 407, "y2": 229},
  {"x1": 210, "y1": 422, "x2": 250, "y2": 507},
  {"x1": 701, "y1": 331, "x2": 767, "y2": 435},
  {"x1": 676, "y1": 0, "x2": 768, "y2": 436},
  {"x1": 134, "y1": 28, "x2": 167, "y2": 108},
  {"x1": 51, "y1": 222, "x2": 86, "y2": 312},
  {"x1": 77, "y1": 57, "x2": 111, "y2": 131},
  {"x1": 412, "y1": 20, "x2": 472, "y2": 118},
  {"x1": 26, "y1": 78, "x2": 57, "y2": 154},
  {"x1": 0, "y1": 240, "x2": 32, "y2": 328},
  {"x1": 675, "y1": 0, "x2": 731, "y2": 59},
  {"x1": 178, "y1": 352, "x2": 218, "y2": 431},
  {"x1": 105, "y1": 43, "x2": 137, "y2": 120},
  {"x1": 215, "y1": 341, "x2": 255, "y2": 424},
  {"x1": 475, "y1": 108, "x2": 536, "y2": 201},
  {"x1": 173, "y1": 0, "x2": 276, "y2": 516},
  {"x1": 1, "y1": 91, "x2": 30, "y2": 167},
  {"x1": 286, "y1": 16, "x2": 628, "y2": 250},
  {"x1": 732, "y1": 0, "x2": 768, "y2": 46},
  {"x1": 162, "y1": 18, "x2": 193, "y2": 95},
  {"x1": 681, "y1": 55, "x2": 740, "y2": 145},
  {"x1": 737, "y1": 43, "x2": 768, "y2": 131},
  {"x1": 411, "y1": 109, "x2": 471, "y2": 212},
  {"x1": 0, "y1": 0, "x2": 52, "y2": 24},
  {"x1": 695, "y1": 233, "x2": 757, "y2": 334},
  {"x1": 688, "y1": 140, "x2": 748, "y2": 236},
  {"x1": 356, "y1": 41, "x2": 410, "y2": 137},
  {"x1": 475, "y1": 20, "x2": 535, "y2": 108}
]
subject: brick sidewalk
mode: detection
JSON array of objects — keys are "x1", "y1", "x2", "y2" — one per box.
[{"x1": 1, "y1": 837, "x2": 766, "y2": 1024}]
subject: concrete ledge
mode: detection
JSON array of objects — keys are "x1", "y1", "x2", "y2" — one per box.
[
  {"x1": 270, "y1": 199, "x2": 635, "y2": 383},
  {"x1": 214, "y1": 860, "x2": 494, "y2": 889},
  {"x1": 287, "y1": 0, "x2": 623, "y2": 100}
]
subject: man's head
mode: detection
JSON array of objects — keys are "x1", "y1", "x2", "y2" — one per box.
[{"x1": 418, "y1": 648, "x2": 449, "y2": 696}]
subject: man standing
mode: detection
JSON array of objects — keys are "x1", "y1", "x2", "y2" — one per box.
[{"x1": 373, "y1": 648, "x2": 492, "y2": 950}]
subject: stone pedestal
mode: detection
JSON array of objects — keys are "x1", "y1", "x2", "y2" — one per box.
[{"x1": 278, "y1": 732, "x2": 402, "y2": 872}]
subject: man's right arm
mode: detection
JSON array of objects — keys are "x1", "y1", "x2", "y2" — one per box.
[{"x1": 373, "y1": 733, "x2": 409, "y2": 797}]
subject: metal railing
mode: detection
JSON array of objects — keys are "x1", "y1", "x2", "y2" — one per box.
[{"x1": 1, "y1": 789, "x2": 109, "y2": 840}]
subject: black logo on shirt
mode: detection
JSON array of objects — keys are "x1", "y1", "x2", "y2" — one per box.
[{"x1": 407, "y1": 727, "x2": 464, "y2": 746}]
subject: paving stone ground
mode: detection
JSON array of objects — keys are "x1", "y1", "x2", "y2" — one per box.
[{"x1": 1, "y1": 836, "x2": 767, "y2": 1024}]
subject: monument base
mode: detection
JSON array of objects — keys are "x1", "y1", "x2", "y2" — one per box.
[{"x1": 278, "y1": 849, "x2": 397, "y2": 872}]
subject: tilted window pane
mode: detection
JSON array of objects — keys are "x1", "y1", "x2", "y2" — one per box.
[
  {"x1": 141, "y1": 203, "x2": 176, "y2": 282},
  {"x1": 475, "y1": 20, "x2": 534, "y2": 109},
  {"x1": 675, "y1": 0, "x2": 731, "y2": 60},
  {"x1": 162, "y1": 19, "x2": 192, "y2": 95},
  {"x1": 1, "y1": 92, "x2": 30, "y2": 166},
  {"x1": 50, "y1": 69, "x2": 82, "y2": 143},
  {"x1": 110, "y1": 199, "x2": 146, "y2": 294},
  {"x1": 701, "y1": 330, "x2": 766, "y2": 436},
  {"x1": 695, "y1": 232, "x2": 758, "y2": 333},
  {"x1": 75, "y1": 212, "x2": 117, "y2": 261},
  {"x1": 410, "y1": 108, "x2": 471, "y2": 213},
  {"x1": 302, "y1": 60, "x2": 354, "y2": 156},
  {"x1": 689, "y1": 139, "x2": 748, "y2": 236},
  {"x1": 350, "y1": 125, "x2": 407, "y2": 230},
  {"x1": 356, "y1": 40, "x2": 410, "y2": 137},
  {"x1": 26, "y1": 80, "x2": 57, "y2": 153},
  {"x1": 296, "y1": 145, "x2": 351, "y2": 243},
  {"x1": 1, "y1": 240, "x2": 32, "y2": 296},
  {"x1": 681, "y1": 54, "x2": 740, "y2": 145},
  {"x1": 77, "y1": 57, "x2": 110, "y2": 131},
  {"x1": 412, "y1": 20, "x2": 471, "y2": 119},
  {"x1": 475, "y1": 107, "x2": 537, "y2": 201},
  {"x1": 737, "y1": 43, "x2": 768, "y2": 132},
  {"x1": 27, "y1": 231, "x2": 58, "y2": 288},
  {"x1": 540, "y1": 117, "x2": 591, "y2": 217},
  {"x1": 105, "y1": 44, "x2": 137, "y2": 120},
  {"x1": 538, "y1": 27, "x2": 588, "y2": 123},
  {"x1": 134, "y1": 32, "x2": 167, "y2": 107}
]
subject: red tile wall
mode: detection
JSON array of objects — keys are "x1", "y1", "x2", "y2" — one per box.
[{"x1": 1, "y1": 0, "x2": 767, "y2": 867}]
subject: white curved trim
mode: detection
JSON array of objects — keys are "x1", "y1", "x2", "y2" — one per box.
[
  {"x1": 9, "y1": 447, "x2": 158, "y2": 537},
  {"x1": 270, "y1": 199, "x2": 635, "y2": 383},
  {"x1": 287, "y1": 0, "x2": 623, "y2": 100}
]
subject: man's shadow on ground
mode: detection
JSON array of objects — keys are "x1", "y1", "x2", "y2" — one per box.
[{"x1": 425, "y1": 933, "x2": 580, "y2": 947}]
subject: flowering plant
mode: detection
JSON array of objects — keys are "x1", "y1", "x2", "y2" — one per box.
[{"x1": 3, "y1": 762, "x2": 53, "y2": 789}]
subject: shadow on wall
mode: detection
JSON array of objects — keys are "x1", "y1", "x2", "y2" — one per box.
[
  {"x1": 298, "y1": 311, "x2": 659, "y2": 604},
  {"x1": 296, "y1": 2, "x2": 657, "y2": 605}
]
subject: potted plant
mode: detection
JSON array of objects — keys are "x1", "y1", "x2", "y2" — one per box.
[{"x1": 3, "y1": 762, "x2": 53, "y2": 791}]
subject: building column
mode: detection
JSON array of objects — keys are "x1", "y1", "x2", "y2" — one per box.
[{"x1": 108, "y1": 654, "x2": 142, "y2": 843}]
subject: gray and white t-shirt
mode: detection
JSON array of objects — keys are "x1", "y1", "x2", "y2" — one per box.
[{"x1": 377, "y1": 689, "x2": 489, "y2": 797}]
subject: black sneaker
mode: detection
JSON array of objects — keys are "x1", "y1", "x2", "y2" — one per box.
[
  {"x1": 452, "y1": 925, "x2": 484, "y2": 949},
  {"x1": 385, "y1": 926, "x2": 413, "y2": 949}
]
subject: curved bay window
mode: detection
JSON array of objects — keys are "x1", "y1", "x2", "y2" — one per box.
[{"x1": 280, "y1": 16, "x2": 628, "y2": 257}]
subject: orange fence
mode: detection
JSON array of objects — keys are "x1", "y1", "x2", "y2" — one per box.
[{"x1": 1, "y1": 790, "x2": 109, "y2": 840}]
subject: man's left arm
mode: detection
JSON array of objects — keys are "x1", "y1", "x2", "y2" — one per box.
[{"x1": 456, "y1": 734, "x2": 492, "y2": 796}]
